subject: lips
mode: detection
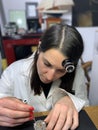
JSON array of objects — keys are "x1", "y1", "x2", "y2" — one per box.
[{"x1": 40, "y1": 76, "x2": 52, "y2": 83}]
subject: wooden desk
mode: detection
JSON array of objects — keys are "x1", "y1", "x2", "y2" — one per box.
[
  {"x1": 84, "y1": 106, "x2": 98, "y2": 129},
  {"x1": 34, "y1": 111, "x2": 48, "y2": 117},
  {"x1": 34, "y1": 106, "x2": 98, "y2": 129}
]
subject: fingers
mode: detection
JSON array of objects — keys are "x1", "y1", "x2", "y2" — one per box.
[
  {"x1": 0, "y1": 116, "x2": 31, "y2": 127},
  {"x1": 0, "y1": 97, "x2": 34, "y2": 126},
  {"x1": 45, "y1": 107, "x2": 60, "y2": 130},
  {"x1": 0, "y1": 97, "x2": 34, "y2": 111},
  {"x1": 53, "y1": 106, "x2": 67, "y2": 130},
  {"x1": 45, "y1": 104, "x2": 79, "y2": 130},
  {"x1": 0, "y1": 107, "x2": 30, "y2": 118},
  {"x1": 44, "y1": 110, "x2": 52, "y2": 122},
  {"x1": 0, "y1": 108, "x2": 34, "y2": 126},
  {"x1": 0, "y1": 97, "x2": 34, "y2": 118},
  {"x1": 70, "y1": 111, "x2": 79, "y2": 130},
  {"x1": 62, "y1": 111, "x2": 78, "y2": 130},
  {"x1": 62, "y1": 109, "x2": 74, "y2": 130}
]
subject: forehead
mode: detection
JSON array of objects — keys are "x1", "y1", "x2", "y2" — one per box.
[{"x1": 41, "y1": 49, "x2": 68, "y2": 67}]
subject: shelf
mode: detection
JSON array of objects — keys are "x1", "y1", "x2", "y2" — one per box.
[{"x1": 42, "y1": 10, "x2": 68, "y2": 14}]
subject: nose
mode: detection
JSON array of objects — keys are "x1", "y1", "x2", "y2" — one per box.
[{"x1": 46, "y1": 69, "x2": 56, "y2": 81}]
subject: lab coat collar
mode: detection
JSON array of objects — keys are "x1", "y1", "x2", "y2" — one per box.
[
  {"x1": 20, "y1": 52, "x2": 36, "y2": 77},
  {"x1": 47, "y1": 79, "x2": 61, "y2": 98}
]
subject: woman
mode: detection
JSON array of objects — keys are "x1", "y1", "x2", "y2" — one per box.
[{"x1": 0, "y1": 23, "x2": 89, "y2": 130}]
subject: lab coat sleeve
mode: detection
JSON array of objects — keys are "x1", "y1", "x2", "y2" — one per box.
[
  {"x1": 52, "y1": 88, "x2": 85, "y2": 112},
  {"x1": 53, "y1": 88, "x2": 86, "y2": 112},
  {"x1": 66, "y1": 92, "x2": 86, "y2": 112},
  {"x1": 66, "y1": 65, "x2": 89, "y2": 112},
  {"x1": 0, "y1": 64, "x2": 14, "y2": 98}
]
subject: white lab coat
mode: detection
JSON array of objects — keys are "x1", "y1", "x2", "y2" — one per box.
[{"x1": 0, "y1": 53, "x2": 89, "y2": 112}]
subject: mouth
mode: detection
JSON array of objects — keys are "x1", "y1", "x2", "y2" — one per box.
[
  {"x1": 40, "y1": 76, "x2": 52, "y2": 84},
  {"x1": 42, "y1": 79, "x2": 52, "y2": 84}
]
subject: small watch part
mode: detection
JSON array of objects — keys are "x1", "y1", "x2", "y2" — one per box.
[
  {"x1": 22, "y1": 99, "x2": 27, "y2": 104},
  {"x1": 34, "y1": 120, "x2": 46, "y2": 130}
]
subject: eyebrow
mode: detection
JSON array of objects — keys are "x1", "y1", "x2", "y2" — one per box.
[{"x1": 43, "y1": 57, "x2": 66, "y2": 71}]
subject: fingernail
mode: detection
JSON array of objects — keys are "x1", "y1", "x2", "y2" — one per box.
[
  {"x1": 30, "y1": 111, "x2": 33, "y2": 117},
  {"x1": 29, "y1": 107, "x2": 34, "y2": 111},
  {"x1": 29, "y1": 116, "x2": 34, "y2": 120}
]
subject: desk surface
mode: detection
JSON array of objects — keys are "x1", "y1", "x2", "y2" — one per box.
[
  {"x1": 84, "y1": 105, "x2": 98, "y2": 129},
  {"x1": 35, "y1": 106, "x2": 98, "y2": 128},
  {"x1": 34, "y1": 106, "x2": 98, "y2": 129},
  {"x1": 0, "y1": 106, "x2": 97, "y2": 130}
]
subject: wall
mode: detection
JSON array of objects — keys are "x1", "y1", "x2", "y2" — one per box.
[
  {"x1": 1, "y1": 0, "x2": 42, "y2": 32},
  {"x1": 78, "y1": 27, "x2": 98, "y2": 105},
  {"x1": 0, "y1": 0, "x2": 6, "y2": 35},
  {"x1": 2, "y1": 0, "x2": 72, "y2": 31},
  {"x1": 0, "y1": 52, "x2": 2, "y2": 76},
  {"x1": 89, "y1": 31, "x2": 98, "y2": 105},
  {"x1": 2, "y1": 0, "x2": 41, "y2": 24},
  {"x1": 77, "y1": 27, "x2": 98, "y2": 62}
]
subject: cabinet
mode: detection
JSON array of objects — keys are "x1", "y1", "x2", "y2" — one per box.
[{"x1": 2, "y1": 33, "x2": 41, "y2": 66}]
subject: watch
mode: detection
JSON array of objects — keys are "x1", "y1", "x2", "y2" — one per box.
[{"x1": 34, "y1": 120, "x2": 46, "y2": 130}]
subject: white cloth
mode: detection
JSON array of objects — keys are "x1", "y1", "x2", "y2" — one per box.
[{"x1": 0, "y1": 53, "x2": 89, "y2": 112}]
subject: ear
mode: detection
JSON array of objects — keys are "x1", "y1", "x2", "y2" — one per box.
[
  {"x1": 37, "y1": 41, "x2": 41, "y2": 54},
  {"x1": 39, "y1": 40, "x2": 41, "y2": 45}
]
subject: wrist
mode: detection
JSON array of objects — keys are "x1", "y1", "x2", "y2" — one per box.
[{"x1": 52, "y1": 88, "x2": 68, "y2": 106}]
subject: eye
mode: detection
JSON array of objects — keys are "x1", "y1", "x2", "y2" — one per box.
[
  {"x1": 56, "y1": 69, "x2": 66, "y2": 74},
  {"x1": 44, "y1": 61, "x2": 51, "y2": 67}
]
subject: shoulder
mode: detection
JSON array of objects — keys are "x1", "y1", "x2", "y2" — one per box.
[
  {"x1": 76, "y1": 65, "x2": 84, "y2": 74},
  {"x1": 74, "y1": 64, "x2": 85, "y2": 84},
  {"x1": 75, "y1": 59, "x2": 84, "y2": 75},
  {"x1": 2, "y1": 53, "x2": 35, "y2": 76}
]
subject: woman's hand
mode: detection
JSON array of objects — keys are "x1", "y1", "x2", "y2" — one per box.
[
  {"x1": 44, "y1": 96, "x2": 78, "y2": 130},
  {"x1": 0, "y1": 97, "x2": 34, "y2": 127}
]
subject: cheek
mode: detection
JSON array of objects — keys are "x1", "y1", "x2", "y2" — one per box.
[
  {"x1": 56, "y1": 72, "x2": 66, "y2": 79},
  {"x1": 37, "y1": 60, "x2": 42, "y2": 74},
  {"x1": 37, "y1": 58, "x2": 46, "y2": 75}
]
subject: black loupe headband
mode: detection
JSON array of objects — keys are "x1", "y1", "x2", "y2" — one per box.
[{"x1": 62, "y1": 59, "x2": 75, "y2": 73}]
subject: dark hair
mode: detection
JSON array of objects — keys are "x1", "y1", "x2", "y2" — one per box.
[{"x1": 30, "y1": 23, "x2": 84, "y2": 95}]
